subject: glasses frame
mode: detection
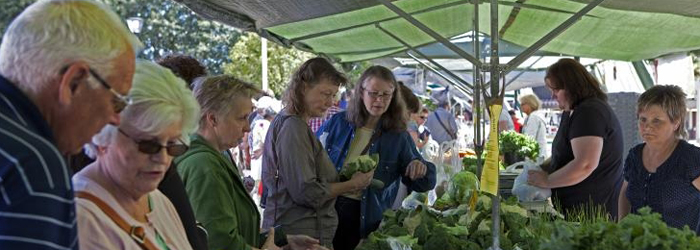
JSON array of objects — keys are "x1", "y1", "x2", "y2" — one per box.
[
  {"x1": 117, "y1": 128, "x2": 188, "y2": 157},
  {"x1": 362, "y1": 88, "x2": 394, "y2": 101},
  {"x1": 87, "y1": 68, "x2": 131, "y2": 113}
]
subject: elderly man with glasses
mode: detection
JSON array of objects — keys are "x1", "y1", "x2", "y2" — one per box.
[{"x1": 0, "y1": 0, "x2": 142, "y2": 249}]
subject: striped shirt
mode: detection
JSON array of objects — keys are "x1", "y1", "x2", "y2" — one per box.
[{"x1": 0, "y1": 75, "x2": 78, "y2": 249}]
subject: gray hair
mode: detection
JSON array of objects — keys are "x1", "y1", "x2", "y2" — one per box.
[
  {"x1": 637, "y1": 85, "x2": 687, "y2": 139},
  {"x1": 85, "y1": 60, "x2": 200, "y2": 158},
  {"x1": 0, "y1": 0, "x2": 143, "y2": 95},
  {"x1": 519, "y1": 94, "x2": 542, "y2": 111},
  {"x1": 192, "y1": 74, "x2": 260, "y2": 126}
]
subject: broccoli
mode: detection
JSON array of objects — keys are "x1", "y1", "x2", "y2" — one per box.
[
  {"x1": 355, "y1": 231, "x2": 391, "y2": 250},
  {"x1": 383, "y1": 224, "x2": 409, "y2": 237},
  {"x1": 423, "y1": 225, "x2": 463, "y2": 250}
]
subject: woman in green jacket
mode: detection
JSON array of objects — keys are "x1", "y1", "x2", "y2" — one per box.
[{"x1": 175, "y1": 75, "x2": 323, "y2": 250}]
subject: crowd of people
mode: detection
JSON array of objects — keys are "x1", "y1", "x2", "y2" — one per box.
[{"x1": 0, "y1": 1, "x2": 698, "y2": 250}]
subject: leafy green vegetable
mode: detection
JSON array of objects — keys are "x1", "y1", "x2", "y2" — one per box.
[
  {"x1": 499, "y1": 130, "x2": 540, "y2": 161},
  {"x1": 446, "y1": 171, "x2": 479, "y2": 204},
  {"x1": 339, "y1": 154, "x2": 379, "y2": 180}
]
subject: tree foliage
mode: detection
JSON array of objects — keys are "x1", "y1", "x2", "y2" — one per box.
[
  {"x1": 224, "y1": 32, "x2": 314, "y2": 97},
  {"x1": 1, "y1": 0, "x2": 240, "y2": 74}
]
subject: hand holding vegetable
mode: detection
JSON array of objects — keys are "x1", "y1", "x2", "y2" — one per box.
[
  {"x1": 350, "y1": 170, "x2": 374, "y2": 191},
  {"x1": 404, "y1": 160, "x2": 427, "y2": 180}
]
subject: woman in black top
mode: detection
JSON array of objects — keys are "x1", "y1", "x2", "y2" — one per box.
[{"x1": 528, "y1": 58, "x2": 623, "y2": 219}]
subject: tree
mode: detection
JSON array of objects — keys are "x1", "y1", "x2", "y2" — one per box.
[
  {"x1": 1, "y1": 0, "x2": 240, "y2": 74},
  {"x1": 224, "y1": 32, "x2": 314, "y2": 97}
]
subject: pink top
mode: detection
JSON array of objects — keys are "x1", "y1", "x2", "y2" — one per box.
[{"x1": 73, "y1": 173, "x2": 192, "y2": 250}]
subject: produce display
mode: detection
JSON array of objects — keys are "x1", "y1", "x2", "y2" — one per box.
[
  {"x1": 357, "y1": 170, "x2": 700, "y2": 250},
  {"x1": 499, "y1": 130, "x2": 540, "y2": 161},
  {"x1": 339, "y1": 154, "x2": 384, "y2": 189}
]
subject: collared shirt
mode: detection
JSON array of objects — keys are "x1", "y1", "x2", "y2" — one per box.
[
  {"x1": 308, "y1": 105, "x2": 341, "y2": 133},
  {"x1": 0, "y1": 75, "x2": 78, "y2": 249},
  {"x1": 262, "y1": 112, "x2": 338, "y2": 247}
]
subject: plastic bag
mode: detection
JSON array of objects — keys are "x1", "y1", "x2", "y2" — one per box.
[{"x1": 511, "y1": 160, "x2": 551, "y2": 202}]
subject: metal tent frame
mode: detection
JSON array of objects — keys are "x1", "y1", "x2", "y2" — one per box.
[{"x1": 374, "y1": 0, "x2": 605, "y2": 248}]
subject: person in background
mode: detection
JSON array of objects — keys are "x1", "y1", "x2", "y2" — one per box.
[
  {"x1": 318, "y1": 66, "x2": 436, "y2": 250},
  {"x1": 75, "y1": 60, "x2": 198, "y2": 249},
  {"x1": 156, "y1": 54, "x2": 207, "y2": 89},
  {"x1": 262, "y1": 58, "x2": 373, "y2": 248},
  {"x1": 0, "y1": 0, "x2": 142, "y2": 248},
  {"x1": 399, "y1": 83, "x2": 426, "y2": 149},
  {"x1": 509, "y1": 110, "x2": 522, "y2": 132},
  {"x1": 618, "y1": 85, "x2": 700, "y2": 234},
  {"x1": 308, "y1": 94, "x2": 342, "y2": 133},
  {"x1": 249, "y1": 107, "x2": 277, "y2": 206},
  {"x1": 519, "y1": 94, "x2": 549, "y2": 159},
  {"x1": 176, "y1": 75, "x2": 322, "y2": 250},
  {"x1": 157, "y1": 54, "x2": 209, "y2": 250},
  {"x1": 498, "y1": 103, "x2": 515, "y2": 133},
  {"x1": 424, "y1": 95, "x2": 458, "y2": 144},
  {"x1": 528, "y1": 58, "x2": 623, "y2": 220}
]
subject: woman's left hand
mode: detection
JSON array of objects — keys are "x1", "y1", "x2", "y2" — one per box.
[
  {"x1": 527, "y1": 170, "x2": 550, "y2": 188},
  {"x1": 284, "y1": 235, "x2": 322, "y2": 250},
  {"x1": 405, "y1": 160, "x2": 427, "y2": 180}
]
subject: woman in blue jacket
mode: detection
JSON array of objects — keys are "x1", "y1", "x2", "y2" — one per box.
[{"x1": 317, "y1": 66, "x2": 436, "y2": 250}]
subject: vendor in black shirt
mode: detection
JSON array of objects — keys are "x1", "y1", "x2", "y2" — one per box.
[{"x1": 527, "y1": 58, "x2": 623, "y2": 220}]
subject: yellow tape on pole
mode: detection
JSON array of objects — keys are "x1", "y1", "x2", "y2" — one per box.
[{"x1": 480, "y1": 104, "x2": 502, "y2": 195}]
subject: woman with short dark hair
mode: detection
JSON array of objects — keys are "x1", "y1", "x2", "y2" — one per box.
[{"x1": 618, "y1": 85, "x2": 700, "y2": 233}]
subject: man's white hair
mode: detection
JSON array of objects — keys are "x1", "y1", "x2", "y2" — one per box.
[
  {"x1": 84, "y1": 60, "x2": 201, "y2": 158},
  {"x1": 0, "y1": 0, "x2": 143, "y2": 94}
]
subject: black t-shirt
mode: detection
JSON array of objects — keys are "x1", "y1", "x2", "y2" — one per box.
[{"x1": 549, "y1": 98, "x2": 624, "y2": 219}]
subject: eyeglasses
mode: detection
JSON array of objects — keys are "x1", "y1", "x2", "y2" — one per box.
[
  {"x1": 364, "y1": 90, "x2": 393, "y2": 100},
  {"x1": 88, "y1": 68, "x2": 131, "y2": 113},
  {"x1": 118, "y1": 128, "x2": 189, "y2": 156},
  {"x1": 419, "y1": 116, "x2": 427, "y2": 119}
]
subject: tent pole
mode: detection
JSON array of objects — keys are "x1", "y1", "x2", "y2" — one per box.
[
  {"x1": 405, "y1": 53, "x2": 472, "y2": 97},
  {"x1": 505, "y1": 56, "x2": 544, "y2": 88},
  {"x1": 489, "y1": 0, "x2": 501, "y2": 249},
  {"x1": 411, "y1": 56, "x2": 470, "y2": 96},
  {"x1": 474, "y1": 0, "x2": 484, "y2": 179},
  {"x1": 376, "y1": 23, "x2": 473, "y2": 94},
  {"x1": 406, "y1": 53, "x2": 473, "y2": 95},
  {"x1": 377, "y1": 0, "x2": 481, "y2": 66},
  {"x1": 503, "y1": 0, "x2": 605, "y2": 73}
]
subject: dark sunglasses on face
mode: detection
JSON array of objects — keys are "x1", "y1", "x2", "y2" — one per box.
[
  {"x1": 118, "y1": 128, "x2": 188, "y2": 156},
  {"x1": 419, "y1": 116, "x2": 427, "y2": 119}
]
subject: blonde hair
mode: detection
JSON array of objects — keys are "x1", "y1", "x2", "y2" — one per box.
[
  {"x1": 0, "y1": 0, "x2": 143, "y2": 95},
  {"x1": 192, "y1": 74, "x2": 260, "y2": 126},
  {"x1": 86, "y1": 60, "x2": 200, "y2": 158},
  {"x1": 519, "y1": 94, "x2": 542, "y2": 111}
]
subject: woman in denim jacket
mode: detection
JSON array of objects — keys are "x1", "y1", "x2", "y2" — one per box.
[{"x1": 317, "y1": 66, "x2": 436, "y2": 250}]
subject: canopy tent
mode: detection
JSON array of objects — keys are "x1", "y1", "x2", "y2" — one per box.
[{"x1": 174, "y1": 0, "x2": 700, "y2": 63}]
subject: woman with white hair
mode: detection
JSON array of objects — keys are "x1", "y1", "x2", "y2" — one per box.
[
  {"x1": 519, "y1": 94, "x2": 549, "y2": 158},
  {"x1": 74, "y1": 60, "x2": 200, "y2": 249}
]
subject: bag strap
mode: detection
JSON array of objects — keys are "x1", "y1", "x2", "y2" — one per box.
[
  {"x1": 75, "y1": 191, "x2": 160, "y2": 250},
  {"x1": 434, "y1": 112, "x2": 457, "y2": 140},
  {"x1": 360, "y1": 129, "x2": 382, "y2": 155}
]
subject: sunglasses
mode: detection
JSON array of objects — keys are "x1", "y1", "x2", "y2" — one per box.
[
  {"x1": 419, "y1": 116, "x2": 427, "y2": 119},
  {"x1": 118, "y1": 128, "x2": 188, "y2": 156}
]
